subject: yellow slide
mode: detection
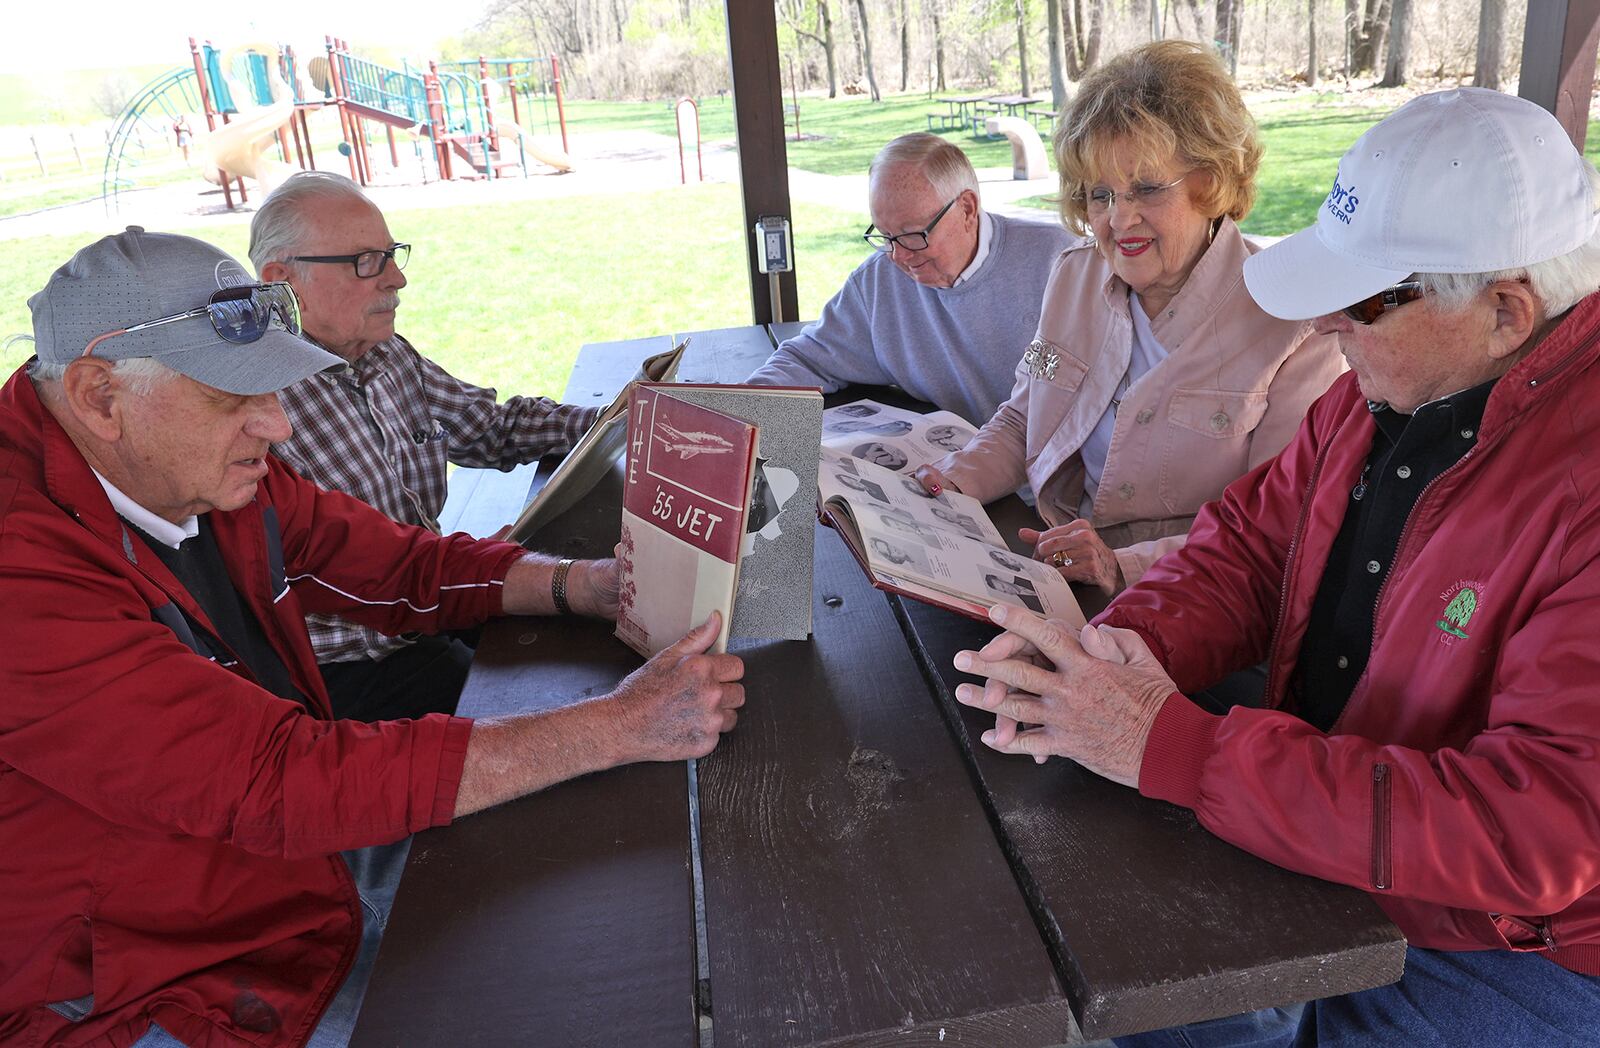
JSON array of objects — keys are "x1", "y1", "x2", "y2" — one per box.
[
  {"x1": 201, "y1": 49, "x2": 296, "y2": 196},
  {"x1": 482, "y1": 80, "x2": 573, "y2": 173}
]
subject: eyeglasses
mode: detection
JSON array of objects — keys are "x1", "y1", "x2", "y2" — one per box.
[
  {"x1": 82, "y1": 282, "x2": 301, "y2": 358},
  {"x1": 864, "y1": 197, "x2": 959, "y2": 253},
  {"x1": 1078, "y1": 173, "x2": 1189, "y2": 214},
  {"x1": 289, "y1": 242, "x2": 411, "y2": 278},
  {"x1": 1341, "y1": 281, "x2": 1426, "y2": 325}
]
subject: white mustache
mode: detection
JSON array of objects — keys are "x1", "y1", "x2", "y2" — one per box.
[{"x1": 371, "y1": 294, "x2": 400, "y2": 313}]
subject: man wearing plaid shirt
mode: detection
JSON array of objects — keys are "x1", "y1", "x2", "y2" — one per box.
[{"x1": 251, "y1": 172, "x2": 600, "y2": 722}]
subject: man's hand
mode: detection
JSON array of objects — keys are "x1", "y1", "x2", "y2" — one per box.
[
  {"x1": 609, "y1": 613, "x2": 745, "y2": 762},
  {"x1": 951, "y1": 605, "x2": 1174, "y2": 787},
  {"x1": 1022, "y1": 521, "x2": 1126, "y2": 596},
  {"x1": 911, "y1": 464, "x2": 962, "y2": 496}
]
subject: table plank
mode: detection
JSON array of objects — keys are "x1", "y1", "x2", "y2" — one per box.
[
  {"x1": 697, "y1": 524, "x2": 1083, "y2": 1048},
  {"x1": 672, "y1": 325, "x2": 778, "y2": 384},
  {"x1": 887, "y1": 504, "x2": 1407, "y2": 1039},
  {"x1": 351, "y1": 457, "x2": 696, "y2": 1048},
  {"x1": 565, "y1": 335, "x2": 672, "y2": 403},
  {"x1": 768, "y1": 320, "x2": 812, "y2": 345}
]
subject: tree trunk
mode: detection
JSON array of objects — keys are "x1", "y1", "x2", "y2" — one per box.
[
  {"x1": 1308, "y1": 0, "x2": 1319, "y2": 84},
  {"x1": 1472, "y1": 0, "x2": 1504, "y2": 89},
  {"x1": 900, "y1": 0, "x2": 911, "y2": 91},
  {"x1": 1214, "y1": 0, "x2": 1240, "y2": 74},
  {"x1": 1355, "y1": 0, "x2": 1392, "y2": 74},
  {"x1": 1084, "y1": 0, "x2": 1104, "y2": 71},
  {"x1": 1063, "y1": 0, "x2": 1083, "y2": 78},
  {"x1": 1344, "y1": 0, "x2": 1359, "y2": 75},
  {"x1": 821, "y1": 1, "x2": 839, "y2": 97},
  {"x1": 1377, "y1": 0, "x2": 1410, "y2": 86},
  {"x1": 853, "y1": 0, "x2": 882, "y2": 100},
  {"x1": 932, "y1": 3, "x2": 947, "y2": 89},
  {"x1": 1046, "y1": 0, "x2": 1069, "y2": 108},
  {"x1": 1016, "y1": 0, "x2": 1032, "y2": 95}
]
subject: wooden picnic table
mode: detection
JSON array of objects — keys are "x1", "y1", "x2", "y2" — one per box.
[
  {"x1": 349, "y1": 328, "x2": 1406, "y2": 1048},
  {"x1": 928, "y1": 93, "x2": 996, "y2": 133}
]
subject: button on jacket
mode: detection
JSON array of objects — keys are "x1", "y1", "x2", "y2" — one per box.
[
  {"x1": 0, "y1": 367, "x2": 522, "y2": 1047},
  {"x1": 934, "y1": 218, "x2": 1345, "y2": 586}
]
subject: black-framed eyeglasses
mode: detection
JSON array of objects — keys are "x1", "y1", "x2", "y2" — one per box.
[
  {"x1": 1342, "y1": 281, "x2": 1426, "y2": 325},
  {"x1": 82, "y1": 282, "x2": 301, "y2": 358},
  {"x1": 864, "y1": 197, "x2": 959, "y2": 253},
  {"x1": 289, "y1": 243, "x2": 411, "y2": 278}
]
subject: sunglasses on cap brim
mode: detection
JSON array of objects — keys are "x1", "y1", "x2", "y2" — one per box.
[
  {"x1": 1341, "y1": 281, "x2": 1426, "y2": 325},
  {"x1": 82, "y1": 282, "x2": 302, "y2": 358}
]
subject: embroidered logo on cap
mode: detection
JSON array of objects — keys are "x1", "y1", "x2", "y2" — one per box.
[
  {"x1": 214, "y1": 259, "x2": 252, "y2": 289},
  {"x1": 1325, "y1": 175, "x2": 1360, "y2": 226}
]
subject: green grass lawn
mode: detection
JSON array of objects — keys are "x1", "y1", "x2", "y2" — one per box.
[{"x1": 0, "y1": 183, "x2": 868, "y2": 394}]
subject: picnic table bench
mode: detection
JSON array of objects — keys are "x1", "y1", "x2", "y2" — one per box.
[{"x1": 350, "y1": 326, "x2": 1406, "y2": 1048}]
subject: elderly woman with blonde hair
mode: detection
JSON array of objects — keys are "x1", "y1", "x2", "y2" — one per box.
[{"x1": 915, "y1": 40, "x2": 1343, "y2": 597}]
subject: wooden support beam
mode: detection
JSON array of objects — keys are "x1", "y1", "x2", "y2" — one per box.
[
  {"x1": 724, "y1": 0, "x2": 799, "y2": 325},
  {"x1": 1519, "y1": 0, "x2": 1600, "y2": 149}
]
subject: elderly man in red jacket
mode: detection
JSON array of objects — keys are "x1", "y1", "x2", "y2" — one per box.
[
  {"x1": 956, "y1": 89, "x2": 1600, "y2": 1045},
  {"x1": 0, "y1": 228, "x2": 744, "y2": 1048}
]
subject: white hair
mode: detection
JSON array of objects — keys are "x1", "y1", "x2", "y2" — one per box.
[
  {"x1": 1421, "y1": 160, "x2": 1600, "y2": 317},
  {"x1": 248, "y1": 170, "x2": 373, "y2": 275},
  {"x1": 869, "y1": 132, "x2": 981, "y2": 203},
  {"x1": 27, "y1": 355, "x2": 179, "y2": 395}
]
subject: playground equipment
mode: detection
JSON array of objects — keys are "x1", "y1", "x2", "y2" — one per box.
[{"x1": 103, "y1": 39, "x2": 573, "y2": 213}]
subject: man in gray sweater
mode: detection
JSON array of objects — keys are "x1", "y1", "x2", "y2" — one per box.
[{"x1": 748, "y1": 133, "x2": 1072, "y2": 425}]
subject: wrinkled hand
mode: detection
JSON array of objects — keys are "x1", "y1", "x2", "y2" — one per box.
[
  {"x1": 609, "y1": 613, "x2": 746, "y2": 762},
  {"x1": 1022, "y1": 521, "x2": 1125, "y2": 596},
  {"x1": 951, "y1": 605, "x2": 1175, "y2": 787},
  {"x1": 569, "y1": 558, "x2": 621, "y2": 621},
  {"x1": 911, "y1": 464, "x2": 962, "y2": 496}
]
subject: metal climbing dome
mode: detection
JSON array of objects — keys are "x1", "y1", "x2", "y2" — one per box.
[{"x1": 101, "y1": 66, "x2": 203, "y2": 214}]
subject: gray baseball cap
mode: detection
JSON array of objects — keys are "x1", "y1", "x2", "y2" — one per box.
[{"x1": 28, "y1": 227, "x2": 341, "y2": 395}]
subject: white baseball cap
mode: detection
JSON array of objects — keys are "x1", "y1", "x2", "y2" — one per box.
[{"x1": 1244, "y1": 88, "x2": 1599, "y2": 320}]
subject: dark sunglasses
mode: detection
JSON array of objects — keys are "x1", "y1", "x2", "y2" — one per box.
[
  {"x1": 1342, "y1": 281, "x2": 1426, "y2": 325},
  {"x1": 289, "y1": 243, "x2": 411, "y2": 278},
  {"x1": 83, "y1": 282, "x2": 302, "y2": 358}
]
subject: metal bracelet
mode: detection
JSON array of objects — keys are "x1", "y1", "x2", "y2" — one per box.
[{"x1": 551, "y1": 558, "x2": 576, "y2": 616}]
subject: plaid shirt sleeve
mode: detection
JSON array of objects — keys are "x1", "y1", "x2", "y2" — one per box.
[{"x1": 271, "y1": 334, "x2": 598, "y2": 665}]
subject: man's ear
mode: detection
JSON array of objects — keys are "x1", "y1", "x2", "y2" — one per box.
[
  {"x1": 1486, "y1": 280, "x2": 1541, "y2": 361},
  {"x1": 60, "y1": 358, "x2": 126, "y2": 442},
  {"x1": 959, "y1": 187, "x2": 980, "y2": 221},
  {"x1": 259, "y1": 260, "x2": 291, "y2": 284}
]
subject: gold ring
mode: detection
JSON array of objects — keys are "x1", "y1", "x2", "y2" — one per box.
[{"x1": 1051, "y1": 551, "x2": 1072, "y2": 568}]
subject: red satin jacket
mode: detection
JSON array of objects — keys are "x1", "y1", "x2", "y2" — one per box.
[
  {"x1": 1104, "y1": 291, "x2": 1600, "y2": 977},
  {"x1": 0, "y1": 368, "x2": 521, "y2": 1046}
]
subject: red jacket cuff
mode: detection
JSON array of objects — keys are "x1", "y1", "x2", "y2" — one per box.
[
  {"x1": 426, "y1": 715, "x2": 474, "y2": 827},
  {"x1": 1138, "y1": 692, "x2": 1222, "y2": 809}
]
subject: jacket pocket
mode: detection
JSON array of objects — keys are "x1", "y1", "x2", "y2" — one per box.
[
  {"x1": 1022, "y1": 339, "x2": 1092, "y2": 462},
  {"x1": 1370, "y1": 762, "x2": 1392, "y2": 890},
  {"x1": 1157, "y1": 388, "x2": 1271, "y2": 515},
  {"x1": 1490, "y1": 912, "x2": 1559, "y2": 951}
]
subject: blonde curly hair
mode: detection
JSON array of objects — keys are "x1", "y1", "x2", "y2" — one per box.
[{"x1": 1055, "y1": 40, "x2": 1261, "y2": 235}]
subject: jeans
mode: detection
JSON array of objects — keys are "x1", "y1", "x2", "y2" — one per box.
[
  {"x1": 128, "y1": 837, "x2": 411, "y2": 1048},
  {"x1": 1115, "y1": 945, "x2": 1600, "y2": 1047}
]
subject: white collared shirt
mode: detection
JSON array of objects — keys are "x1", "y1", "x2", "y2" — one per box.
[
  {"x1": 951, "y1": 210, "x2": 994, "y2": 287},
  {"x1": 92, "y1": 470, "x2": 198, "y2": 549}
]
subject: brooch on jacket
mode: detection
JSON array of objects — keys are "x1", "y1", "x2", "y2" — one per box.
[{"x1": 1022, "y1": 338, "x2": 1060, "y2": 381}]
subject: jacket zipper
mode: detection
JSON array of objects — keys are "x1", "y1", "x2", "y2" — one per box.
[{"x1": 1370, "y1": 762, "x2": 1392, "y2": 890}]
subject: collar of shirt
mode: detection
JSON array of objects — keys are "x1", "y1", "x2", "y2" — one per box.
[
  {"x1": 951, "y1": 210, "x2": 993, "y2": 288},
  {"x1": 91, "y1": 469, "x2": 198, "y2": 550},
  {"x1": 1368, "y1": 376, "x2": 1496, "y2": 447},
  {"x1": 308, "y1": 333, "x2": 401, "y2": 384}
]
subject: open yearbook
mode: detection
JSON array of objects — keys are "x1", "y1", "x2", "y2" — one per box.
[
  {"x1": 817, "y1": 400, "x2": 1085, "y2": 628},
  {"x1": 507, "y1": 340, "x2": 688, "y2": 544},
  {"x1": 616, "y1": 382, "x2": 824, "y2": 657}
]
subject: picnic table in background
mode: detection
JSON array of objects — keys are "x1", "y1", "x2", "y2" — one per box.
[
  {"x1": 928, "y1": 93, "x2": 996, "y2": 133},
  {"x1": 976, "y1": 94, "x2": 1048, "y2": 137}
]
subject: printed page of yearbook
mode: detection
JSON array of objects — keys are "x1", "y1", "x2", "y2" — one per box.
[
  {"x1": 819, "y1": 447, "x2": 1084, "y2": 628},
  {"x1": 819, "y1": 399, "x2": 978, "y2": 475}
]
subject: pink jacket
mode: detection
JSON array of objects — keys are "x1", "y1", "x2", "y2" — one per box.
[
  {"x1": 934, "y1": 219, "x2": 1345, "y2": 585},
  {"x1": 1104, "y1": 290, "x2": 1600, "y2": 975}
]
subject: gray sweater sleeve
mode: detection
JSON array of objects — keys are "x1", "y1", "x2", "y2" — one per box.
[{"x1": 746, "y1": 262, "x2": 896, "y2": 392}]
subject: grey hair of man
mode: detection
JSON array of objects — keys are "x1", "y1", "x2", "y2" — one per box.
[
  {"x1": 247, "y1": 170, "x2": 374, "y2": 276},
  {"x1": 868, "y1": 132, "x2": 981, "y2": 202},
  {"x1": 1420, "y1": 160, "x2": 1600, "y2": 318},
  {"x1": 26, "y1": 355, "x2": 177, "y2": 395}
]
